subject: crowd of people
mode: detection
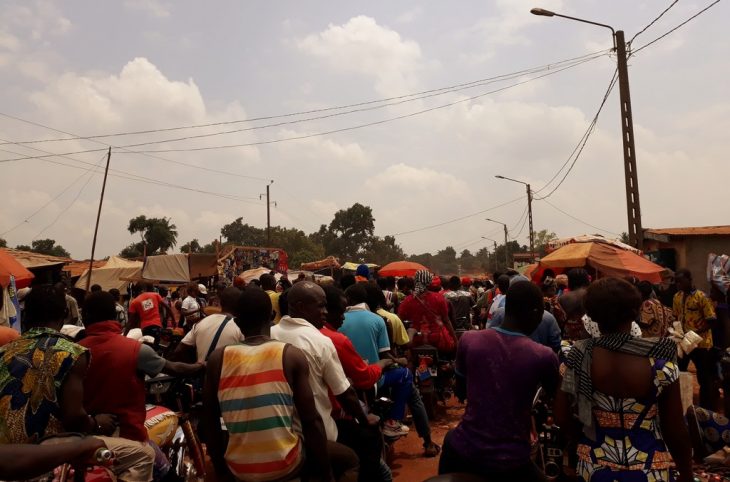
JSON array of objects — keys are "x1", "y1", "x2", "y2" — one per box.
[{"x1": 0, "y1": 262, "x2": 725, "y2": 482}]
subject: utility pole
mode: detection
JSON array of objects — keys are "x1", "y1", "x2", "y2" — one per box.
[
  {"x1": 615, "y1": 30, "x2": 643, "y2": 249},
  {"x1": 260, "y1": 180, "x2": 276, "y2": 246},
  {"x1": 526, "y1": 183, "x2": 535, "y2": 259},
  {"x1": 495, "y1": 175, "x2": 535, "y2": 261},
  {"x1": 486, "y1": 219, "x2": 510, "y2": 269},
  {"x1": 530, "y1": 8, "x2": 644, "y2": 250},
  {"x1": 85, "y1": 147, "x2": 111, "y2": 292}
]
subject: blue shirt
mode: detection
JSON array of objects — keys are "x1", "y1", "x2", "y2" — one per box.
[
  {"x1": 339, "y1": 306, "x2": 390, "y2": 365},
  {"x1": 488, "y1": 308, "x2": 561, "y2": 352}
]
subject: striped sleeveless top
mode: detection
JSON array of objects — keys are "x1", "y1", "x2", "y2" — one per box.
[{"x1": 218, "y1": 341, "x2": 303, "y2": 482}]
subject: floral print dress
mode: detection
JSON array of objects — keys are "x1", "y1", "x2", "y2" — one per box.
[
  {"x1": 576, "y1": 358, "x2": 679, "y2": 482},
  {"x1": 0, "y1": 327, "x2": 87, "y2": 444}
]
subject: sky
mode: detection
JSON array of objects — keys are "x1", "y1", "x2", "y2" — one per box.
[{"x1": 0, "y1": 0, "x2": 727, "y2": 260}]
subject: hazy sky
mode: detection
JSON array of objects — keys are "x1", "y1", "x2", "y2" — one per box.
[{"x1": 0, "y1": 0, "x2": 727, "y2": 259}]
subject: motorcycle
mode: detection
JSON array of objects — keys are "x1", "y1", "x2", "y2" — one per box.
[
  {"x1": 145, "y1": 374, "x2": 206, "y2": 482},
  {"x1": 32, "y1": 433, "x2": 115, "y2": 482},
  {"x1": 410, "y1": 342, "x2": 454, "y2": 419},
  {"x1": 531, "y1": 388, "x2": 564, "y2": 482}
]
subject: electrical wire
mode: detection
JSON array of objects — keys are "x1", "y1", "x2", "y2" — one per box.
[
  {"x1": 121, "y1": 55, "x2": 606, "y2": 154},
  {"x1": 0, "y1": 143, "x2": 264, "y2": 205},
  {"x1": 31, "y1": 154, "x2": 108, "y2": 240},
  {"x1": 390, "y1": 196, "x2": 525, "y2": 237},
  {"x1": 628, "y1": 0, "x2": 680, "y2": 47},
  {"x1": 534, "y1": 70, "x2": 618, "y2": 199},
  {"x1": 631, "y1": 0, "x2": 723, "y2": 55},
  {"x1": 538, "y1": 197, "x2": 620, "y2": 236},
  {"x1": 0, "y1": 112, "x2": 271, "y2": 182},
  {"x1": 0, "y1": 50, "x2": 611, "y2": 146},
  {"x1": 0, "y1": 152, "x2": 109, "y2": 237},
  {"x1": 509, "y1": 205, "x2": 529, "y2": 235},
  {"x1": 91, "y1": 54, "x2": 610, "y2": 150}
]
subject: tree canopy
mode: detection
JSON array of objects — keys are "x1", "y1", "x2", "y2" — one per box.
[
  {"x1": 14, "y1": 239, "x2": 70, "y2": 257},
  {"x1": 120, "y1": 215, "x2": 178, "y2": 258},
  {"x1": 116, "y1": 203, "x2": 539, "y2": 275}
]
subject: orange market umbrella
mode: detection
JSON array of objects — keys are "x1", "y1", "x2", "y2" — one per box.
[
  {"x1": 0, "y1": 249, "x2": 34, "y2": 288},
  {"x1": 379, "y1": 261, "x2": 429, "y2": 277},
  {"x1": 538, "y1": 241, "x2": 664, "y2": 283}
]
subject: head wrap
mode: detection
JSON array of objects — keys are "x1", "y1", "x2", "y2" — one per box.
[{"x1": 414, "y1": 270, "x2": 433, "y2": 295}]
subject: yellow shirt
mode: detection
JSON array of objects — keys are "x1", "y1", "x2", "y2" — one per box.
[
  {"x1": 267, "y1": 290, "x2": 281, "y2": 324},
  {"x1": 673, "y1": 289, "x2": 716, "y2": 349},
  {"x1": 377, "y1": 308, "x2": 410, "y2": 346}
]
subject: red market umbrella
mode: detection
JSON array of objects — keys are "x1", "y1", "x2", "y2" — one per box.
[
  {"x1": 0, "y1": 249, "x2": 34, "y2": 288},
  {"x1": 537, "y1": 241, "x2": 664, "y2": 283},
  {"x1": 379, "y1": 261, "x2": 429, "y2": 277}
]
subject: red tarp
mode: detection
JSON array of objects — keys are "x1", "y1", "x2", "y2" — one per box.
[
  {"x1": 379, "y1": 261, "x2": 430, "y2": 277},
  {"x1": 0, "y1": 249, "x2": 34, "y2": 288}
]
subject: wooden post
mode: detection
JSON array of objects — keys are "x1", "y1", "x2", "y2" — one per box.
[{"x1": 85, "y1": 147, "x2": 111, "y2": 292}]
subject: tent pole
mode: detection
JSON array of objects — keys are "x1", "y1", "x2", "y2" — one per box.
[{"x1": 85, "y1": 147, "x2": 111, "y2": 292}]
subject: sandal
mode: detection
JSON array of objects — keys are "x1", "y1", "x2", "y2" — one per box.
[{"x1": 424, "y1": 442, "x2": 441, "y2": 458}]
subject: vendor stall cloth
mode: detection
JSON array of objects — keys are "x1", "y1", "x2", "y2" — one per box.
[{"x1": 221, "y1": 248, "x2": 288, "y2": 284}]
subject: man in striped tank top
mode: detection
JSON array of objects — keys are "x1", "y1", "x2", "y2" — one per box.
[{"x1": 204, "y1": 287, "x2": 356, "y2": 481}]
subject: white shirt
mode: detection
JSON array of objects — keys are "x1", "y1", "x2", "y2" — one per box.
[
  {"x1": 180, "y1": 313, "x2": 244, "y2": 362},
  {"x1": 271, "y1": 315, "x2": 351, "y2": 441}
]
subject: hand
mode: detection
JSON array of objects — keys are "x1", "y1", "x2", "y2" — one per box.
[
  {"x1": 94, "y1": 414, "x2": 118, "y2": 436},
  {"x1": 395, "y1": 357, "x2": 409, "y2": 367},
  {"x1": 73, "y1": 437, "x2": 108, "y2": 466},
  {"x1": 195, "y1": 362, "x2": 206, "y2": 372},
  {"x1": 376, "y1": 359, "x2": 393, "y2": 369}
]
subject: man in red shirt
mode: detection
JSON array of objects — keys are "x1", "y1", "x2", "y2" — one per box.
[
  {"x1": 320, "y1": 285, "x2": 391, "y2": 482},
  {"x1": 128, "y1": 283, "x2": 170, "y2": 343},
  {"x1": 398, "y1": 270, "x2": 457, "y2": 351}
]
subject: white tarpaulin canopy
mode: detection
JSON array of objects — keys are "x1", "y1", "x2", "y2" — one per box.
[
  {"x1": 141, "y1": 254, "x2": 190, "y2": 282},
  {"x1": 74, "y1": 256, "x2": 142, "y2": 294}
]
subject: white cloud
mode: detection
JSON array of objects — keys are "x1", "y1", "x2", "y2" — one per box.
[
  {"x1": 460, "y1": 0, "x2": 565, "y2": 64},
  {"x1": 123, "y1": 0, "x2": 171, "y2": 18},
  {"x1": 297, "y1": 15, "x2": 426, "y2": 97},
  {"x1": 274, "y1": 128, "x2": 372, "y2": 167},
  {"x1": 396, "y1": 7, "x2": 423, "y2": 24}
]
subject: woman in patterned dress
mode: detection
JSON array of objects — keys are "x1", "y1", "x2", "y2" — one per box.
[{"x1": 555, "y1": 277, "x2": 693, "y2": 482}]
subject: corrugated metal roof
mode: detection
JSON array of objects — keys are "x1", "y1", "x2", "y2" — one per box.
[
  {"x1": 1, "y1": 248, "x2": 71, "y2": 269},
  {"x1": 644, "y1": 226, "x2": 730, "y2": 237}
]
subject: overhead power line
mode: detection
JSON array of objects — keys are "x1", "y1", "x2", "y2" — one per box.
[
  {"x1": 0, "y1": 112, "x2": 271, "y2": 182},
  {"x1": 124, "y1": 55, "x2": 605, "y2": 155},
  {"x1": 628, "y1": 0, "x2": 680, "y2": 47},
  {"x1": 0, "y1": 50, "x2": 611, "y2": 146},
  {"x1": 0, "y1": 143, "x2": 263, "y2": 205},
  {"x1": 539, "y1": 197, "x2": 620, "y2": 237},
  {"x1": 534, "y1": 69, "x2": 619, "y2": 199},
  {"x1": 31, "y1": 154, "x2": 108, "y2": 240},
  {"x1": 0, "y1": 152, "x2": 108, "y2": 237},
  {"x1": 632, "y1": 0, "x2": 723, "y2": 55},
  {"x1": 390, "y1": 196, "x2": 525, "y2": 237}
]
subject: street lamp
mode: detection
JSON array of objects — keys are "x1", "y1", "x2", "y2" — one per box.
[
  {"x1": 530, "y1": 7, "x2": 643, "y2": 249},
  {"x1": 495, "y1": 175, "x2": 535, "y2": 261},
  {"x1": 485, "y1": 218, "x2": 510, "y2": 268}
]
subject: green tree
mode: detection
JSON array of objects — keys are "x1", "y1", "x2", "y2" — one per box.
[
  {"x1": 458, "y1": 249, "x2": 479, "y2": 272},
  {"x1": 619, "y1": 232, "x2": 630, "y2": 244},
  {"x1": 15, "y1": 244, "x2": 31, "y2": 251},
  {"x1": 534, "y1": 229, "x2": 558, "y2": 256},
  {"x1": 270, "y1": 227, "x2": 325, "y2": 268},
  {"x1": 25, "y1": 239, "x2": 71, "y2": 257},
  {"x1": 120, "y1": 215, "x2": 178, "y2": 257},
  {"x1": 220, "y1": 218, "x2": 265, "y2": 246},
  {"x1": 314, "y1": 203, "x2": 375, "y2": 262},
  {"x1": 0, "y1": 238, "x2": 6, "y2": 248},
  {"x1": 363, "y1": 235, "x2": 405, "y2": 266},
  {"x1": 432, "y1": 246, "x2": 458, "y2": 274},
  {"x1": 180, "y1": 239, "x2": 201, "y2": 253}
]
